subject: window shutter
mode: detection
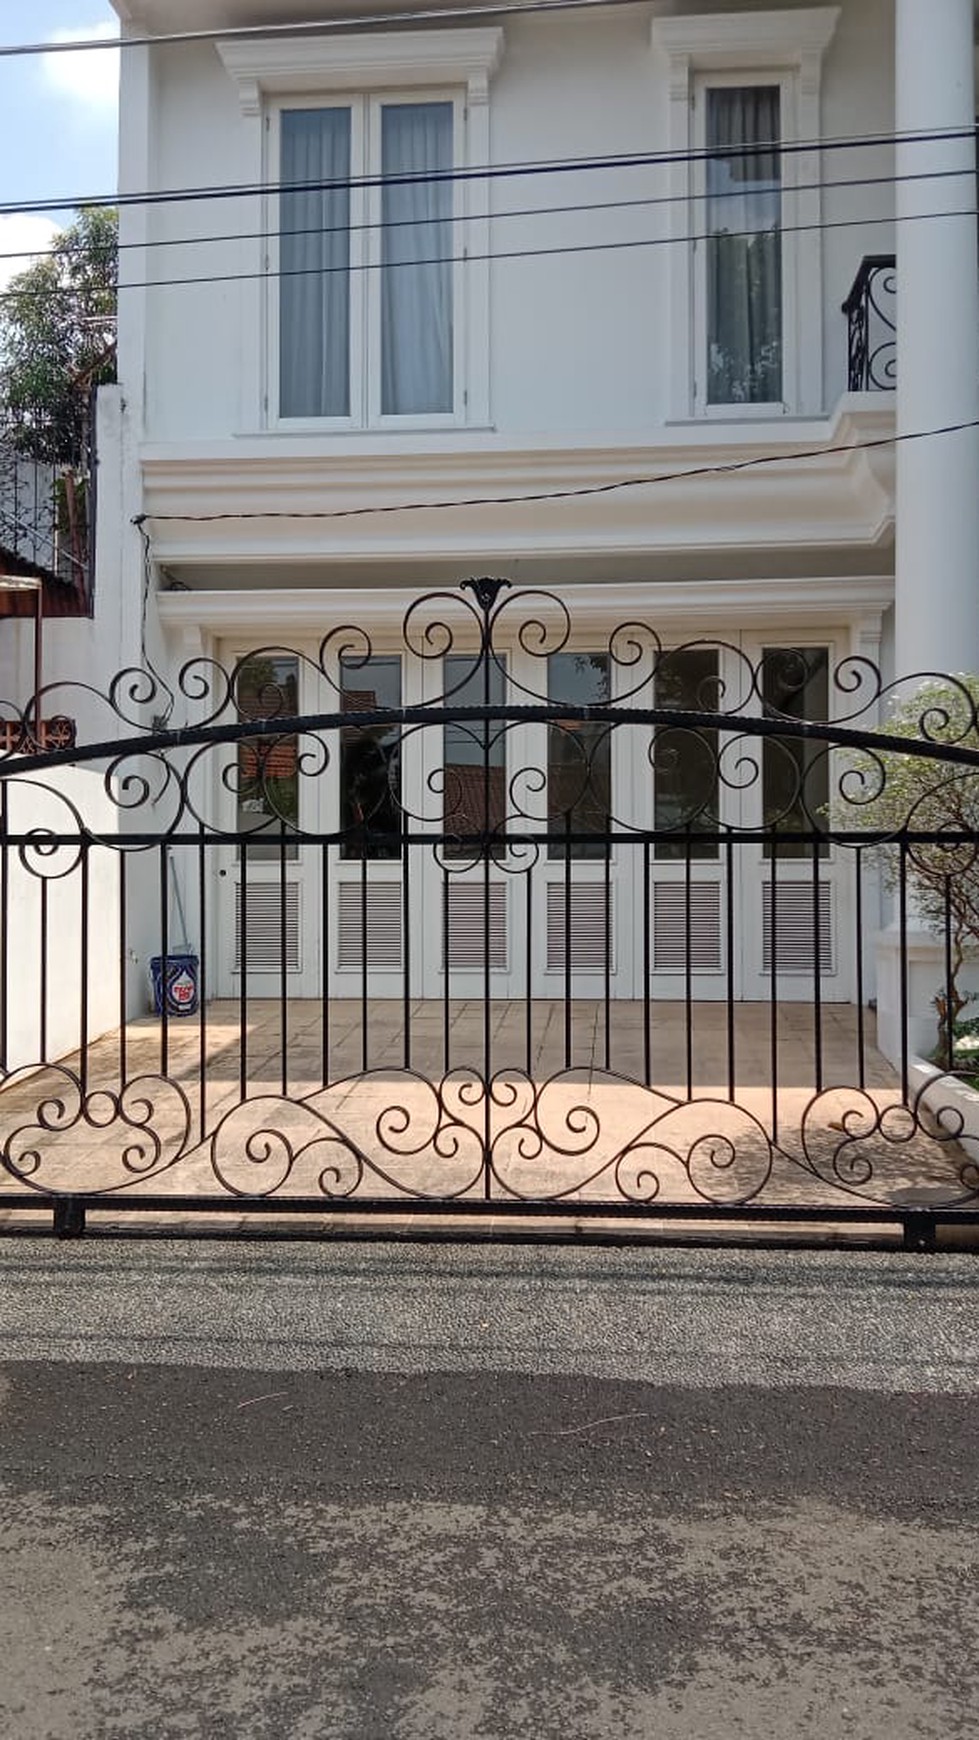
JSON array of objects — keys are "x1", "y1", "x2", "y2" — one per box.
[
  {"x1": 762, "y1": 880, "x2": 834, "y2": 974},
  {"x1": 652, "y1": 881, "x2": 723, "y2": 972},
  {"x1": 443, "y1": 880, "x2": 507, "y2": 971},
  {"x1": 337, "y1": 882, "x2": 403, "y2": 970},
  {"x1": 546, "y1": 884, "x2": 612, "y2": 972},
  {"x1": 234, "y1": 882, "x2": 300, "y2": 973}
]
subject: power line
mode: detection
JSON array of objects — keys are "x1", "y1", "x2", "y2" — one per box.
[
  {"x1": 0, "y1": 200, "x2": 954, "y2": 306},
  {"x1": 0, "y1": 122, "x2": 974, "y2": 223},
  {"x1": 0, "y1": 0, "x2": 655, "y2": 60},
  {"x1": 0, "y1": 163, "x2": 962, "y2": 274},
  {"x1": 140, "y1": 418, "x2": 979, "y2": 525}
]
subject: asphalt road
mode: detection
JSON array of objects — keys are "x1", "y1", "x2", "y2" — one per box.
[{"x1": 1, "y1": 1241, "x2": 978, "y2": 1740}]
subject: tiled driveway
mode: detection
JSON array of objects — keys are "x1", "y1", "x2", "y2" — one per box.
[{"x1": 0, "y1": 1001, "x2": 973, "y2": 1220}]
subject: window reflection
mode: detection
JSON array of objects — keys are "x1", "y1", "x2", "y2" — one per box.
[
  {"x1": 235, "y1": 654, "x2": 299, "y2": 861},
  {"x1": 762, "y1": 646, "x2": 829, "y2": 858},
  {"x1": 654, "y1": 649, "x2": 720, "y2": 859},
  {"x1": 547, "y1": 653, "x2": 611, "y2": 860},
  {"x1": 340, "y1": 656, "x2": 402, "y2": 859},
  {"x1": 442, "y1": 654, "x2": 506, "y2": 856}
]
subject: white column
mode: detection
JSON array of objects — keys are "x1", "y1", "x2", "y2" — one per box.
[{"x1": 895, "y1": 0, "x2": 979, "y2": 679}]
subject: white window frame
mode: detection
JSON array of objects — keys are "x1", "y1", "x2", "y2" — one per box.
[
  {"x1": 218, "y1": 28, "x2": 503, "y2": 433},
  {"x1": 267, "y1": 92, "x2": 466, "y2": 431},
  {"x1": 651, "y1": 8, "x2": 839, "y2": 422},
  {"x1": 692, "y1": 72, "x2": 794, "y2": 420}
]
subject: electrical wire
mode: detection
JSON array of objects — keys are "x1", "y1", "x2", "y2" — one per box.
[
  {"x1": 139, "y1": 417, "x2": 979, "y2": 525},
  {"x1": 0, "y1": 0, "x2": 661, "y2": 60},
  {"x1": 0, "y1": 122, "x2": 974, "y2": 223},
  {"x1": 0, "y1": 164, "x2": 964, "y2": 274},
  {"x1": 0, "y1": 200, "x2": 957, "y2": 306}
]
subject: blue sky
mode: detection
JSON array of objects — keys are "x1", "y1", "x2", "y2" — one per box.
[{"x1": 0, "y1": 2, "x2": 119, "y2": 284}]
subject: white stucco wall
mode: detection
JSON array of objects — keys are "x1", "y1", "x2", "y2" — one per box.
[
  {"x1": 2, "y1": 768, "x2": 122, "y2": 1075},
  {"x1": 131, "y1": 0, "x2": 896, "y2": 448}
]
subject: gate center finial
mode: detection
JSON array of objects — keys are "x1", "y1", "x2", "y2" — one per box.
[{"x1": 461, "y1": 575, "x2": 512, "y2": 615}]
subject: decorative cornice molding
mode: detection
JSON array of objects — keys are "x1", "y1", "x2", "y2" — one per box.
[
  {"x1": 138, "y1": 402, "x2": 896, "y2": 567},
  {"x1": 217, "y1": 27, "x2": 505, "y2": 111},
  {"x1": 158, "y1": 574, "x2": 894, "y2": 637},
  {"x1": 652, "y1": 7, "x2": 840, "y2": 71}
]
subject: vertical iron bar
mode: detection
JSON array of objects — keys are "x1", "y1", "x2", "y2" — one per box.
[
  {"x1": 603, "y1": 819, "x2": 611, "y2": 1071},
  {"x1": 239, "y1": 843, "x2": 248, "y2": 1102},
  {"x1": 525, "y1": 855, "x2": 533, "y2": 1079},
  {"x1": 684, "y1": 832, "x2": 693, "y2": 1100},
  {"x1": 360, "y1": 849, "x2": 368, "y2": 1075},
  {"x1": 439, "y1": 859, "x2": 452, "y2": 1071},
  {"x1": 769, "y1": 842, "x2": 779, "y2": 1146},
  {"x1": 442, "y1": 860, "x2": 450, "y2": 1075},
  {"x1": 944, "y1": 873, "x2": 955, "y2": 1073},
  {"x1": 899, "y1": 838, "x2": 909, "y2": 1103},
  {"x1": 855, "y1": 846, "x2": 865, "y2": 1091},
  {"x1": 159, "y1": 842, "x2": 169, "y2": 1080},
  {"x1": 482, "y1": 633, "x2": 492, "y2": 1199},
  {"x1": 725, "y1": 835, "x2": 736, "y2": 1102},
  {"x1": 812, "y1": 841, "x2": 823, "y2": 1095},
  {"x1": 279, "y1": 828, "x2": 288, "y2": 1098},
  {"x1": 321, "y1": 841, "x2": 330, "y2": 1089},
  {"x1": 79, "y1": 842, "x2": 90, "y2": 1098},
  {"x1": 39, "y1": 879, "x2": 48, "y2": 1064},
  {"x1": 0, "y1": 783, "x2": 9, "y2": 1074},
  {"x1": 198, "y1": 829, "x2": 207, "y2": 1143},
  {"x1": 403, "y1": 841, "x2": 411, "y2": 1071},
  {"x1": 118, "y1": 849, "x2": 128, "y2": 1087},
  {"x1": 564, "y1": 812, "x2": 572, "y2": 1070},
  {"x1": 643, "y1": 839, "x2": 651, "y2": 1088}
]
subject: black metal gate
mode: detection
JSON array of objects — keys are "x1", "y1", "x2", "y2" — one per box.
[{"x1": 2, "y1": 578, "x2": 979, "y2": 1247}]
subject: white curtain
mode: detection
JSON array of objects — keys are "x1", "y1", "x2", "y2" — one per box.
[
  {"x1": 706, "y1": 87, "x2": 782, "y2": 405},
  {"x1": 381, "y1": 102, "x2": 454, "y2": 416},
  {"x1": 280, "y1": 108, "x2": 351, "y2": 418}
]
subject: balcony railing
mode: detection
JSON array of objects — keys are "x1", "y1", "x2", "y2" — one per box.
[{"x1": 843, "y1": 255, "x2": 896, "y2": 392}]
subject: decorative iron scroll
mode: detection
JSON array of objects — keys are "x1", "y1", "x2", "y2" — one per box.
[
  {"x1": 2, "y1": 577, "x2": 979, "y2": 1228},
  {"x1": 843, "y1": 255, "x2": 896, "y2": 393}
]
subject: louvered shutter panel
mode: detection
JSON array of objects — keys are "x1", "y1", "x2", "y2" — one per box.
[
  {"x1": 546, "y1": 884, "x2": 613, "y2": 971},
  {"x1": 443, "y1": 881, "x2": 507, "y2": 971},
  {"x1": 234, "y1": 881, "x2": 300, "y2": 973},
  {"x1": 762, "y1": 880, "x2": 834, "y2": 974},
  {"x1": 337, "y1": 882, "x2": 403, "y2": 970},
  {"x1": 652, "y1": 882, "x2": 723, "y2": 971}
]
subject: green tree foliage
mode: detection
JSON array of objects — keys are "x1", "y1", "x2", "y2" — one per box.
[
  {"x1": 0, "y1": 207, "x2": 117, "y2": 466},
  {"x1": 841, "y1": 677, "x2": 979, "y2": 1048}
]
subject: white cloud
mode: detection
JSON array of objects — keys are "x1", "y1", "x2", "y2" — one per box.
[
  {"x1": 0, "y1": 215, "x2": 62, "y2": 292},
  {"x1": 43, "y1": 22, "x2": 120, "y2": 114}
]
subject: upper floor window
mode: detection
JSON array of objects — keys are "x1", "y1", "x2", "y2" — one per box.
[
  {"x1": 218, "y1": 27, "x2": 503, "y2": 433},
  {"x1": 652, "y1": 7, "x2": 839, "y2": 420},
  {"x1": 705, "y1": 86, "x2": 782, "y2": 408},
  {"x1": 279, "y1": 98, "x2": 456, "y2": 422}
]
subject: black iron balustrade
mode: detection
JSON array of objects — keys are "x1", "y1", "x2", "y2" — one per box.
[
  {"x1": 1, "y1": 577, "x2": 979, "y2": 1248},
  {"x1": 843, "y1": 255, "x2": 897, "y2": 392}
]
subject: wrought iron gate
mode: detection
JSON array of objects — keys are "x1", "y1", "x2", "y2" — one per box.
[{"x1": 2, "y1": 578, "x2": 979, "y2": 1246}]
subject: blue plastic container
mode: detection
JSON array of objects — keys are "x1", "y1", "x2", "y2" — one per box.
[{"x1": 149, "y1": 952, "x2": 200, "y2": 1017}]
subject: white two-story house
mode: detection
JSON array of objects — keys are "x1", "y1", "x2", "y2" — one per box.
[{"x1": 93, "y1": 0, "x2": 977, "y2": 1030}]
